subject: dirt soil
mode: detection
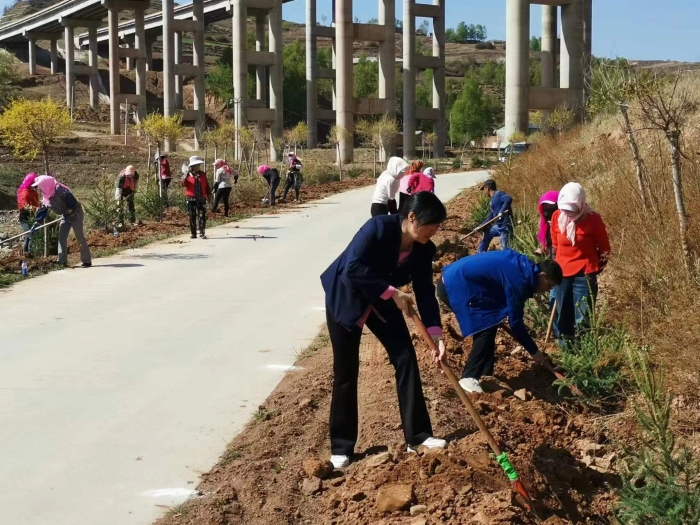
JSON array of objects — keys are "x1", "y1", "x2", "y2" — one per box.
[{"x1": 154, "y1": 190, "x2": 620, "y2": 525}]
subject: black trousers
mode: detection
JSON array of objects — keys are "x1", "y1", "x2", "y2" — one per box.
[
  {"x1": 119, "y1": 195, "x2": 136, "y2": 224},
  {"x1": 327, "y1": 306, "x2": 433, "y2": 456},
  {"x1": 213, "y1": 187, "x2": 232, "y2": 216},
  {"x1": 398, "y1": 192, "x2": 411, "y2": 211},
  {"x1": 187, "y1": 200, "x2": 206, "y2": 236},
  {"x1": 282, "y1": 172, "x2": 303, "y2": 200},
  {"x1": 370, "y1": 203, "x2": 389, "y2": 217},
  {"x1": 160, "y1": 178, "x2": 171, "y2": 206},
  {"x1": 461, "y1": 326, "x2": 499, "y2": 380}
]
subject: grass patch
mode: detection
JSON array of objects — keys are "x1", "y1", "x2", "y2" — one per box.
[
  {"x1": 253, "y1": 407, "x2": 279, "y2": 422},
  {"x1": 295, "y1": 331, "x2": 330, "y2": 360},
  {"x1": 220, "y1": 448, "x2": 241, "y2": 466}
]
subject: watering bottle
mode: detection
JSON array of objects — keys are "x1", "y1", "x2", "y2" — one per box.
[
  {"x1": 113, "y1": 226, "x2": 119, "y2": 237},
  {"x1": 21, "y1": 260, "x2": 28, "y2": 277}
]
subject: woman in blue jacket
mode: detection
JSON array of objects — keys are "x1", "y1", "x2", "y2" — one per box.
[
  {"x1": 320, "y1": 192, "x2": 448, "y2": 470},
  {"x1": 438, "y1": 250, "x2": 562, "y2": 393}
]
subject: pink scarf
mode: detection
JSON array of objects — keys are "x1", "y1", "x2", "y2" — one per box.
[
  {"x1": 19, "y1": 173, "x2": 37, "y2": 190},
  {"x1": 35, "y1": 175, "x2": 70, "y2": 207},
  {"x1": 537, "y1": 190, "x2": 559, "y2": 247},
  {"x1": 257, "y1": 165, "x2": 271, "y2": 175},
  {"x1": 557, "y1": 183, "x2": 592, "y2": 245}
]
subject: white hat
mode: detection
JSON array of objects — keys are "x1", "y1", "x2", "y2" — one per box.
[{"x1": 188, "y1": 156, "x2": 204, "y2": 168}]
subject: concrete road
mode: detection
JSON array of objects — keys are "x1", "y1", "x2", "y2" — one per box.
[{"x1": 0, "y1": 171, "x2": 486, "y2": 525}]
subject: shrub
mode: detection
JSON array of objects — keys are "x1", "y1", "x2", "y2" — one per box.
[
  {"x1": 83, "y1": 177, "x2": 119, "y2": 231},
  {"x1": 510, "y1": 208, "x2": 542, "y2": 258},
  {"x1": 452, "y1": 157, "x2": 463, "y2": 170},
  {"x1": 306, "y1": 164, "x2": 340, "y2": 186},
  {"x1": 471, "y1": 156, "x2": 493, "y2": 169},
  {"x1": 475, "y1": 41, "x2": 495, "y2": 50},
  {"x1": 345, "y1": 167, "x2": 365, "y2": 180},
  {"x1": 466, "y1": 192, "x2": 490, "y2": 230},
  {"x1": 616, "y1": 345, "x2": 700, "y2": 525},
  {"x1": 553, "y1": 310, "x2": 627, "y2": 401},
  {"x1": 136, "y1": 184, "x2": 165, "y2": 219},
  {"x1": 233, "y1": 177, "x2": 268, "y2": 206}
]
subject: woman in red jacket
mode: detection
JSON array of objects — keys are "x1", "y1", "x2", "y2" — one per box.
[
  {"x1": 407, "y1": 167, "x2": 436, "y2": 195},
  {"x1": 181, "y1": 156, "x2": 211, "y2": 239},
  {"x1": 17, "y1": 172, "x2": 39, "y2": 256},
  {"x1": 551, "y1": 182, "x2": 610, "y2": 344}
]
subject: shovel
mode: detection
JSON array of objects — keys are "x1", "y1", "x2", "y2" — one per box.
[
  {"x1": 458, "y1": 211, "x2": 510, "y2": 243},
  {"x1": 407, "y1": 305, "x2": 539, "y2": 518}
]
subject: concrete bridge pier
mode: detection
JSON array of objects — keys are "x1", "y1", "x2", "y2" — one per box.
[
  {"x1": 174, "y1": 30, "x2": 183, "y2": 109},
  {"x1": 50, "y1": 38, "x2": 58, "y2": 74},
  {"x1": 268, "y1": 3, "x2": 283, "y2": 162},
  {"x1": 27, "y1": 34, "x2": 37, "y2": 75},
  {"x1": 162, "y1": 0, "x2": 175, "y2": 149},
  {"x1": 192, "y1": 0, "x2": 206, "y2": 149},
  {"x1": 378, "y1": 0, "x2": 396, "y2": 161},
  {"x1": 64, "y1": 24, "x2": 75, "y2": 109},
  {"x1": 305, "y1": 0, "x2": 317, "y2": 148}
]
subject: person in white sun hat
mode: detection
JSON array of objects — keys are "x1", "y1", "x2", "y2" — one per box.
[{"x1": 181, "y1": 156, "x2": 211, "y2": 239}]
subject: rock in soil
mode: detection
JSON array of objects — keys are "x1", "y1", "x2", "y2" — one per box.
[
  {"x1": 514, "y1": 388, "x2": 530, "y2": 401},
  {"x1": 365, "y1": 451, "x2": 392, "y2": 467},
  {"x1": 375, "y1": 483, "x2": 414, "y2": 512},
  {"x1": 302, "y1": 458, "x2": 333, "y2": 479},
  {"x1": 301, "y1": 477, "x2": 322, "y2": 496},
  {"x1": 410, "y1": 504, "x2": 428, "y2": 516}
]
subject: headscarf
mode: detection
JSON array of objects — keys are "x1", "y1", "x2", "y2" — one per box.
[
  {"x1": 257, "y1": 165, "x2": 271, "y2": 175},
  {"x1": 215, "y1": 158, "x2": 232, "y2": 175},
  {"x1": 19, "y1": 173, "x2": 37, "y2": 190},
  {"x1": 423, "y1": 167, "x2": 435, "y2": 179},
  {"x1": 123, "y1": 165, "x2": 135, "y2": 177},
  {"x1": 557, "y1": 182, "x2": 592, "y2": 245},
  {"x1": 537, "y1": 190, "x2": 559, "y2": 247},
  {"x1": 34, "y1": 175, "x2": 70, "y2": 207},
  {"x1": 385, "y1": 157, "x2": 409, "y2": 179}
]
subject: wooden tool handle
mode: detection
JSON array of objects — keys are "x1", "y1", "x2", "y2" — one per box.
[{"x1": 407, "y1": 305, "x2": 502, "y2": 456}]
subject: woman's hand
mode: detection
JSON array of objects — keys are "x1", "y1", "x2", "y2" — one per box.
[
  {"x1": 392, "y1": 289, "x2": 414, "y2": 314},
  {"x1": 431, "y1": 338, "x2": 446, "y2": 366}
]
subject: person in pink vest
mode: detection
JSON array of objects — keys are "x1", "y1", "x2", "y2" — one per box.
[{"x1": 407, "y1": 167, "x2": 436, "y2": 195}]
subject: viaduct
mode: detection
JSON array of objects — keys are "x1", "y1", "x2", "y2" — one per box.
[{"x1": 0, "y1": 0, "x2": 592, "y2": 160}]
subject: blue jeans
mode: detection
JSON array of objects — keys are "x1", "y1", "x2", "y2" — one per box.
[
  {"x1": 19, "y1": 220, "x2": 32, "y2": 255},
  {"x1": 552, "y1": 273, "x2": 599, "y2": 343},
  {"x1": 478, "y1": 226, "x2": 510, "y2": 253}
]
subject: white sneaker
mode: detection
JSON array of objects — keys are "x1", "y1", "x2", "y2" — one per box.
[
  {"x1": 407, "y1": 436, "x2": 447, "y2": 453},
  {"x1": 330, "y1": 455, "x2": 350, "y2": 470},
  {"x1": 459, "y1": 377, "x2": 484, "y2": 394}
]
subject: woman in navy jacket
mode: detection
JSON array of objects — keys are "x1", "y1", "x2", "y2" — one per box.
[{"x1": 320, "y1": 192, "x2": 448, "y2": 469}]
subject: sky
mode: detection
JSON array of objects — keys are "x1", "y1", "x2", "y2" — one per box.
[
  {"x1": 0, "y1": 0, "x2": 696, "y2": 62},
  {"x1": 280, "y1": 0, "x2": 699, "y2": 63}
]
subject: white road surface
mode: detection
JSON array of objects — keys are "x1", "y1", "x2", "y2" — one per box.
[{"x1": 0, "y1": 171, "x2": 486, "y2": 525}]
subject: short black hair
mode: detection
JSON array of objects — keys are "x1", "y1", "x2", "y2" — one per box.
[
  {"x1": 480, "y1": 179, "x2": 497, "y2": 191},
  {"x1": 537, "y1": 259, "x2": 563, "y2": 286},
  {"x1": 399, "y1": 192, "x2": 447, "y2": 226}
]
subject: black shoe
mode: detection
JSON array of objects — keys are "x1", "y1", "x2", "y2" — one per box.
[
  {"x1": 81, "y1": 262, "x2": 92, "y2": 268},
  {"x1": 199, "y1": 234, "x2": 207, "y2": 239},
  {"x1": 190, "y1": 234, "x2": 196, "y2": 239}
]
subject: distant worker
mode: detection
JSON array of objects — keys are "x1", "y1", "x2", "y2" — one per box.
[
  {"x1": 476, "y1": 179, "x2": 513, "y2": 253},
  {"x1": 257, "y1": 165, "x2": 281, "y2": 206},
  {"x1": 212, "y1": 159, "x2": 237, "y2": 217},
  {"x1": 370, "y1": 157, "x2": 409, "y2": 217},
  {"x1": 398, "y1": 160, "x2": 425, "y2": 211},
  {"x1": 182, "y1": 156, "x2": 211, "y2": 239},
  {"x1": 32, "y1": 175, "x2": 92, "y2": 267},
  {"x1": 115, "y1": 165, "x2": 139, "y2": 226},
  {"x1": 536, "y1": 190, "x2": 559, "y2": 258},
  {"x1": 155, "y1": 153, "x2": 171, "y2": 206},
  {"x1": 551, "y1": 182, "x2": 610, "y2": 344},
  {"x1": 407, "y1": 166, "x2": 436, "y2": 195},
  {"x1": 281, "y1": 152, "x2": 304, "y2": 202},
  {"x1": 17, "y1": 172, "x2": 39, "y2": 256},
  {"x1": 438, "y1": 250, "x2": 563, "y2": 393}
]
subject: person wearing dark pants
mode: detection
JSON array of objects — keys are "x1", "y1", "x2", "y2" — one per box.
[
  {"x1": 155, "y1": 154, "x2": 172, "y2": 206},
  {"x1": 476, "y1": 179, "x2": 513, "y2": 253},
  {"x1": 439, "y1": 250, "x2": 563, "y2": 394},
  {"x1": 115, "y1": 165, "x2": 139, "y2": 226},
  {"x1": 282, "y1": 152, "x2": 303, "y2": 202},
  {"x1": 181, "y1": 156, "x2": 211, "y2": 239},
  {"x1": 550, "y1": 182, "x2": 610, "y2": 345},
  {"x1": 321, "y1": 192, "x2": 449, "y2": 470},
  {"x1": 17, "y1": 173, "x2": 39, "y2": 256},
  {"x1": 371, "y1": 157, "x2": 409, "y2": 217},
  {"x1": 257, "y1": 165, "x2": 281, "y2": 206},
  {"x1": 212, "y1": 159, "x2": 237, "y2": 217}
]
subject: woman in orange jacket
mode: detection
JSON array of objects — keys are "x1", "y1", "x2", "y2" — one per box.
[{"x1": 551, "y1": 182, "x2": 610, "y2": 344}]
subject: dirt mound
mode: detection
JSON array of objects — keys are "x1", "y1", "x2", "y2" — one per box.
[{"x1": 154, "y1": 189, "x2": 619, "y2": 525}]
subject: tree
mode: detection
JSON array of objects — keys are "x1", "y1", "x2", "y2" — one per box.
[
  {"x1": 547, "y1": 105, "x2": 575, "y2": 134},
  {"x1": 136, "y1": 113, "x2": 184, "y2": 160},
  {"x1": 395, "y1": 18, "x2": 402, "y2": 30},
  {"x1": 634, "y1": 71, "x2": 699, "y2": 269},
  {"x1": 205, "y1": 63, "x2": 233, "y2": 104},
  {"x1": 0, "y1": 50, "x2": 20, "y2": 107},
  {"x1": 329, "y1": 125, "x2": 351, "y2": 178},
  {"x1": 367, "y1": 17, "x2": 378, "y2": 24},
  {"x1": 287, "y1": 121, "x2": 309, "y2": 154},
  {"x1": 418, "y1": 20, "x2": 431, "y2": 36},
  {"x1": 586, "y1": 58, "x2": 649, "y2": 209},
  {"x1": 449, "y1": 78, "x2": 498, "y2": 161},
  {"x1": 354, "y1": 55, "x2": 379, "y2": 98},
  {"x1": 0, "y1": 97, "x2": 72, "y2": 173},
  {"x1": 530, "y1": 36, "x2": 541, "y2": 52},
  {"x1": 282, "y1": 41, "x2": 307, "y2": 127}
]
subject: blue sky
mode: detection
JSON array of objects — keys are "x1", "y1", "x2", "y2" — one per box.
[
  {"x1": 0, "y1": 0, "x2": 695, "y2": 62},
  {"x1": 281, "y1": 0, "x2": 698, "y2": 63}
]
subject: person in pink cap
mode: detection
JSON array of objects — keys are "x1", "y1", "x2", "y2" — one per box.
[
  {"x1": 257, "y1": 165, "x2": 280, "y2": 206},
  {"x1": 115, "y1": 165, "x2": 140, "y2": 226}
]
